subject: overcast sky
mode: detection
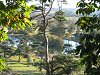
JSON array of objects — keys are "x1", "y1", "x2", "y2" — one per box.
[
  {"x1": 2, "y1": 0, "x2": 90, "y2": 8},
  {"x1": 53, "y1": 0, "x2": 80, "y2": 8},
  {"x1": 27, "y1": 0, "x2": 80, "y2": 8}
]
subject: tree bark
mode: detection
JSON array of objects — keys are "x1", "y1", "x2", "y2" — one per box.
[
  {"x1": 18, "y1": 49, "x2": 21, "y2": 63},
  {"x1": 4, "y1": 49, "x2": 6, "y2": 58},
  {"x1": 45, "y1": 35, "x2": 50, "y2": 75},
  {"x1": 43, "y1": 19, "x2": 50, "y2": 75},
  {"x1": 41, "y1": 1, "x2": 55, "y2": 74}
]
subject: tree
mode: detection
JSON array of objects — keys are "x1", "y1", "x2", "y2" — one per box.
[
  {"x1": 0, "y1": 0, "x2": 34, "y2": 71},
  {"x1": 0, "y1": 0, "x2": 34, "y2": 42},
  {"x1": 49, "y1": 54, "x2": 79, "y2": 75},
  {"x1": 31, "y1": 10, "x2": 66, "y2": 53},
  {"x1": 49, "y1": 11, "x2": 66, "y2": 38},
  {"x1": 31, "y1": 0, "x2": 67, "y2": 74},
  {"x1": 40, "y1": 0, "x2": 55, "y2": 74},
  {"x1": 76, "y1": 0, "x2": 100, "y2": 75}
]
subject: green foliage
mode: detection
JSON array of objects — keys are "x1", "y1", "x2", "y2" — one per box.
[
  {"x1": 0, "y1": 0, "x2": 35, "y2": 71},
  {"x1": 49, "y1": 11, "x2": 66, "y2": 39},
  {"x1": 49, "y1": 54, "x2": 79, "y2": 75},
  {"x1": 49, "y1": 35, "x2": 64, "y2": 52},
  {"x1": 0, "y1": 57, "x2": 6, "y2": 71},
  {"x1": 31, "y1": 10, "x2": 66, "y2": 52},
  {"x1": 54, "y1": 11, "x2": 66, "y2": 21},
  {"x1": 0, "y1": 27, "x2": 8, "y2": 42},
  {"x1": 76, "y1": 0, "x2": 99, "y2": 15},
  {"x1": 33, "y1": 59, "x2": 46, "y2": 71},
  {"x1": 76, "y1": 0, "x2": 100, "y2": 75},
  {"x1": 0, "y1": 0, "x2": 35, "y2": 42},
  {"x1": 76, "y1": 16, "x2": 100, "y2": 32}
]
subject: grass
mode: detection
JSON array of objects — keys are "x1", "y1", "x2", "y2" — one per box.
[
  {"x1": 17, "y1": 73, "x2": 44, "y2": 75},
  {"x1": 6, "y1": 54, "x2": 45, "y2": 75}
]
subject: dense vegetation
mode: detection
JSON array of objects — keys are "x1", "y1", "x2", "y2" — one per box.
[
  {"x1": 0, "y1": 0, "x2": 100, "y2": 75},
  {"x1": 76, "y1": 0, "x2": 100, "y2": 75}
]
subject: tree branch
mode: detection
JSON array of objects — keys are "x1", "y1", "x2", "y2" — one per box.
[{"x1": 45, "y1": 0, "x2": 55, "y2": 17}]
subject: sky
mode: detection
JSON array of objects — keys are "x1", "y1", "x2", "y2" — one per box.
[
  {"x1": 53, "y1": 0, "x2": 80, "y2": 8},
  {"x1": 2, "y1": 0, "x2": 90, "y2": 8},
  {"x1": 27, "y1": 0, "x2": 80, "y2": 8}
]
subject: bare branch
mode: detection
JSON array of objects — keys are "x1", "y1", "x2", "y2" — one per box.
[
  {"x1": 41, "y1": 2, "x2": 45, "y2": 18},
  {"x1": 57, "y1": 0, "x2": 62, "y2": 11},
  {"x1": 45, "y1": 0, "x2": 55, "y2": 17}
]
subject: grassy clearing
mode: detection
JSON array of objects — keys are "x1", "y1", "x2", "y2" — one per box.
[
  {"x1": 6, "y1": 55, "x2": 45, "y2": 75},
  {"x1": 17, "y1": 73, "x2": 44, "y2": 75}
]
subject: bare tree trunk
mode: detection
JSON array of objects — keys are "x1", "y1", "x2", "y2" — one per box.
[
  {"x1": 18, "y1": 49, "x2": 21, "y2": 63},
  {"x1": 41, "y1": 1, "x2": 55, "y2": 74},
  {"x1": 51, "y1": 57, "x2": 54, "y2": 75},
  {"x1": 43, "y1": 18, "x2": 50, "y2": 75},
  {"x1": 45, "y1": 35, "x2": 50, "y2": 75},
  {"x1": 4, "y1": 49, "x2": 6, "y2": 58}
]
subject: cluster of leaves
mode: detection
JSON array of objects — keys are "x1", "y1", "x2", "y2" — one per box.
[
  {"x1": 76, "y1": 0, "x2": 100, "y2": 75},
  {"x1": 0, "y1": 57, "x2": 6, "y2": 71},
  {"x1": 0, "y1": 0, "x2": 35, "y2": 42},
  {"x1": 54, "y1": 11, "x2": 66, "y2": 21},
  {"x1": 76, "y1": 34, "x2": 100, "y2": 75},
  {"x1": 76, "y1": 16, "x2": 100, "y2": 32},
  {"x1": 76, "y1": 0, "x2": 100, "y2": 15},
  {"x1": 0, "y1": 0, "x2": 35, "y2": 72}
]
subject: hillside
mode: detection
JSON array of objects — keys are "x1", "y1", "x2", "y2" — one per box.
[{"x1": 50, "y1": 8, "x2": 100, "y2": 17}]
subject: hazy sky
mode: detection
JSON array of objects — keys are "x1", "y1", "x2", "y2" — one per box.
[
  {"x1": 2, "y1": 0, "x2": 90, "y2": 8},
  {"x1": 27, "y1": 0, "x2": 80, "y2": 8},
  {"x1": 53, "y1": 0, "x2": 80, "y2": 8}
]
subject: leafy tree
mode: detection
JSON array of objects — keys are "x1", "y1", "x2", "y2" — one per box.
[
  {"x1": 49, "y1": 54, "x2": 79, "y2": 75},
  {"x1": 0, "y1": 0, "x2": 35, "y2": 71},
  {"x1": 31, "y1": 8, "x2": 67, "y2": 52},
  {"x1": 40, "y1": 0, "x2": 55, "y2": 74},
  {"x1": 49, "y1": 35, "x2": 64, "y2": 53},
  {"x1": 0, "y1": 0, "x2": 35, "y2": 42},
  {"x1": 76, "y1": 0, "x2": 100, "y2": 75},
  {"x1": 31, "y1": 0, "x2": 67, "y2": 74},
  {"x1": 49, "y1": 11, "x2": 66, "y2": 38}
]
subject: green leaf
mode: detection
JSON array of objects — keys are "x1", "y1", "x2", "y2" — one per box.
[{"x1": 0, "y1": 57, "x2": 6, "y2": 71}]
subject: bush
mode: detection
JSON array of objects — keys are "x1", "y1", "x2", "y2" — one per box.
[
  {"x1": 49, "y1": 54, "x2": 79, "y2": 75},
  {"x1": 33, "y1": 59, "x2": 45, "y2": 71}
]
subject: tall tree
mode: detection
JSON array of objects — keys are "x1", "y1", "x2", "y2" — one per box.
[
  {"x1": 76, "y1": 0, "x2": 100, "y2": 75},
  {"x1": 40, "y1": 0, "x2": 54, "y2": 74},
  {"x1": 31, "y1": 0, "x2": 67, "y2": 74}
]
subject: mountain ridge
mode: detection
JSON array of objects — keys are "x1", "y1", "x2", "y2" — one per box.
[{"x1": 51, "y1": 8, "x2": 100, "y2": 17}]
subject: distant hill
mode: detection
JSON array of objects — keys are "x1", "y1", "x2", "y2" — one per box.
[
  {"x1": 50, "y1": 8, "x2": 77, "y2": 17},
  {"x1": 50, "y1": 8, "x2": 100, "y2": 17},
  {"x1": 31, "y1": 7, "x2": 100, "y2": 17}
]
